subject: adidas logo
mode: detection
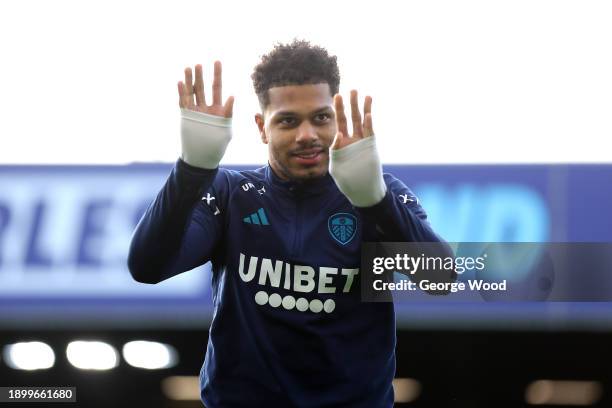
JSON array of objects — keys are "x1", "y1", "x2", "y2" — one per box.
[{"x1": 243, "y1": 208, "x2": 270, "y2": 226}]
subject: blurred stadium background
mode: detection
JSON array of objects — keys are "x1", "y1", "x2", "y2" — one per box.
[
  {"x1": 1, "y1": 163, "x2": 611, "y2": 407},
  {"x1": 2, "y1": 0, "x2": 612, "y2": 406}
]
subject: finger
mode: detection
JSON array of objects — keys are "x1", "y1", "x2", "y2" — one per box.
[
  {"x1": 330, "y1": 131, "x2": 345, "y2": 150},
  {"x1": 350, "y1": 90, "x2": 363, "y2": 138},
  {"x1": 363, "y1": 95, "x2": 372, "y2": 118},
  {"x1": 178, "y1": 81, "x2": 192, "y2": 109},
  {"x1": 223, "y1": 96, "x2": 235, "y2": 118},
  {"x1": 178, "y1": 81, "x2": 185, "y2": 108},
  {"x1": 212, "y1": 61, "x2": 222, "y2": 106},
  {"x1": 364, "y1": 113, "x2": 374, "y2": 137},
  {"x1": 184, "y1": 67, "x2": 195, "y2": 107},
  {"x1": 194, "y1": 64, "x2": 206, "y2": 106},
  {"x1": 333, "y1": 94, "x2": 349, "y2": 138},
  {"x1": 364, "y1": 96, "x2": 374, "y2": 136}
]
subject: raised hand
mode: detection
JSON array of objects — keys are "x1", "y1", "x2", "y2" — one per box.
[
  {"x1": 329, "y1": 90, "x2": 386, "y2": 207},
  {"x1": 178, "y1": 61, "x2": 234, "y2": 169},
  {"x1": 178, "y1": 61, "x2": 234, "y2": 118},
  {"x1": 331, "y1": 90, "x2": 374, "y2": 150}
]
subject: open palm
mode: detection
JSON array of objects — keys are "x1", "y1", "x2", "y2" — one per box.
[
  {"x1": 178, "y1": 61, "x2": 234, "y2": 118},
  {"x1": 331, "y1": 90, "x2": 374, "y2": 150}
]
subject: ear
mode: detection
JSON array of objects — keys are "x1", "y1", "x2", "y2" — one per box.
[{"x1": 255, "y1": 113, "x2": 268, "y2": 144}]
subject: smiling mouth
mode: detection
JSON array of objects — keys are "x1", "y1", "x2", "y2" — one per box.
[
  {"x1": 295, "y1": 152, "x2": 320, "y2": 159},
  {"x1": 290, "y1": 149, "x2": 326, "y2": 166},
  {"x1": 292, "y1": 148, "x2": 325, "y2": 159}
]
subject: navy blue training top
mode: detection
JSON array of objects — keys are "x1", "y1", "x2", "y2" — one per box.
[{"x1": 128, "y1": 159, "x2": 444, "y2": 408}]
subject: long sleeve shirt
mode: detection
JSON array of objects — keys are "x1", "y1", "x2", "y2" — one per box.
[{"x1": 128, "y1": 158, "x2": 445, "y2": 408}]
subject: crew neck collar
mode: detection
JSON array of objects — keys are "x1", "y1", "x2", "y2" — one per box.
[{"x1": 264, "y1": 164, "x2": 336, "y2": 195}]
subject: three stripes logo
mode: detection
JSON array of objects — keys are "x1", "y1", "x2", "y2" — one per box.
[{"x1": 243, "y1": 208, "x2": 270, "y2": 226}]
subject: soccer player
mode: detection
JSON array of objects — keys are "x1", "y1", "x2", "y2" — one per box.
[{"x1": 128, "y1": 40, "x2": 445, "y2": 407}]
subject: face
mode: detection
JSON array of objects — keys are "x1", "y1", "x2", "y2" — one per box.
[{"x1": 255, "y1": 83, "x2": 336, "y2": 181}]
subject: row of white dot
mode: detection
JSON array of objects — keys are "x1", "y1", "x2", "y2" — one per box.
[{"x1": 254, "y1": 291, "x2": 336, "y2": 313}]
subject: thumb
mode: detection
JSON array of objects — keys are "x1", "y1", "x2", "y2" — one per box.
[
  {"x1": 223, "y1": 96, "x2": 235, "y2": 118},
  {"x1": 331, "y1": 131, "x2": 344, "y2": 150}
]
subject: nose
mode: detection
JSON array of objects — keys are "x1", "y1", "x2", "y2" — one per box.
[{"x1": 295, "y1": 122, "x2": 318, "y2": 144}]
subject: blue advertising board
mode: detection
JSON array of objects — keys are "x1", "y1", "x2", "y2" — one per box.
[{"x1": 0, "y1": 163, "x2": 611, "y2": 329}]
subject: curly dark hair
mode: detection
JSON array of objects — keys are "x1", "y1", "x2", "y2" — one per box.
[{"x1": 252, "y1": 39, "x2": 340, "y2": 109}]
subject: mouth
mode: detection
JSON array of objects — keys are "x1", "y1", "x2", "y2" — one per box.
[{"x1": 291, "y1": 148, "x2": 325, "y2": 165}]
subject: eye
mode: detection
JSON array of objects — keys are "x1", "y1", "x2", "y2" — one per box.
[
  {"x1": 313, "y1": 113, "x2": 331, "y2": 123},
  {"x1": 278, "y1": 117, "x2": 297, "y2": 126}
]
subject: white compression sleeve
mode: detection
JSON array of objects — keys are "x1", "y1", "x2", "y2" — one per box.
[
  {"x1": 180, "y1": 109, "x2": 232, "y2": 169},
  {"x1": 329, "y1": 136, "x2": 387, "y2": 207}
]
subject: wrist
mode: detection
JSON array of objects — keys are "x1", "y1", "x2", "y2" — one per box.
[
  {"x1": 180, "y1": 109, "x2": 232, "y2": 127},
  {"x1": 180, "y1": 109, "x2": 232, "y2": 169},
  {"x1": 329, "y1": 136, "x2": 386, "y2": 207}
]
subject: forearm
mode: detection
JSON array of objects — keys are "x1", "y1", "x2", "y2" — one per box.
[
  {"x1": 128, "y1": 159, "x2": 217, "y2": 283},
  {"x1": 180, "y1": 109, "x2": 232, "y2": 169},
  {"x1": 356, "y1": 188, "x2": 443, "y2": 243},
  {"x1": 328, "y1": 129, "x2": 442, "y2": 243},
  {"x1": 329, "y1": 136, "x2": 386, "y2": 207},
  {"x1": 128, "y1": 101, "x2": 232, "y2": 283}
]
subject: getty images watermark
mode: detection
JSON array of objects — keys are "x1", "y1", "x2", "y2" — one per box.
[
  {"x1": 360, "y1": 242, "x2": 612, "y2": 302},
  {"x1": 370, "y1": 252, "x2": 505, "y2": 293}
]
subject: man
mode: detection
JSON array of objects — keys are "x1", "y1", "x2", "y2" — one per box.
[{"x1": 128, "y1": 40, "x2": 444, "y2": 407}]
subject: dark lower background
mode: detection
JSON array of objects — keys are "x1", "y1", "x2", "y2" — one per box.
[{"x1": 1, "y1": 329, "x2": 609, "y2": 408}]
